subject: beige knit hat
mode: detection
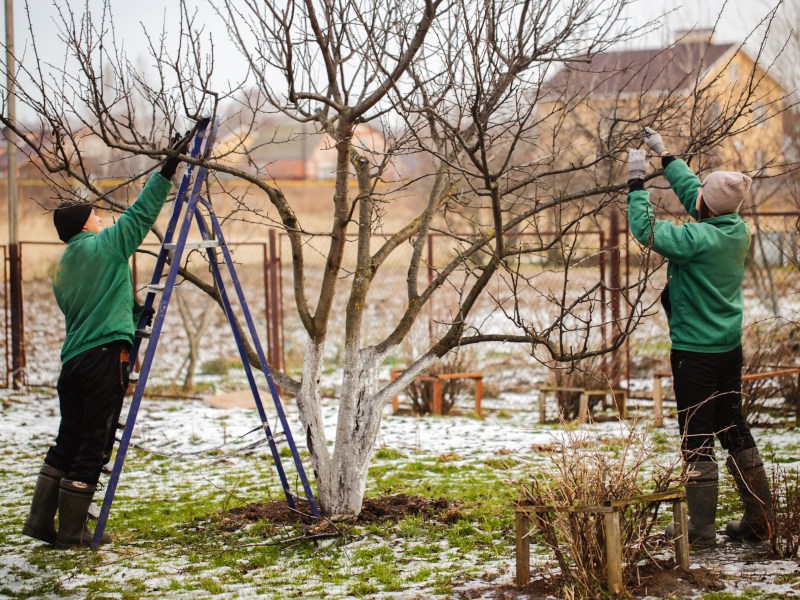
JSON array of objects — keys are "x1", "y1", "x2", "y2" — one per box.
[{"x1": 700, "y1": 171, "x2": 752, "y2": 215}]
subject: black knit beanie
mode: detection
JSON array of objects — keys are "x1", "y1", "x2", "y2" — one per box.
[{"x1": 53, "y1": 201, "x2": 93, "y2": 243}]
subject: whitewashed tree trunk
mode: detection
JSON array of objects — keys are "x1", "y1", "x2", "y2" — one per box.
[{"x1": 297, "y1": 340, "x2": 437, "y2": 516}]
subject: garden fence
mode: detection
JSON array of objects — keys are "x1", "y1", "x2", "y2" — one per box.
[{"x1": 2, "y1": 213, "x2": 798, "y2": 389}]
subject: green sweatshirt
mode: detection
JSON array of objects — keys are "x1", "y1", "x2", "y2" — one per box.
[
  {"x1": 627, "y1": 159, "x2": 750, "y2": 353},
  {"x1": 53, "y1": 173, "x2": 173, "y2": 363}
]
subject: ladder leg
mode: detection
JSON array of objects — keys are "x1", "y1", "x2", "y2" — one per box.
[{"x1": 195, "y1": 199, "x2": 319, "y2": 517}]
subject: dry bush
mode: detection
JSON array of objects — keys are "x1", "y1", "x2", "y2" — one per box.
[
  {"x1": 405, "y1": 352, "x2": 471, "y2": 416},
  {"x1": 770, "y1": 465, "x2": 800, "y2": 558},
  {"x1": 741, "y1": 320, "x2": 800, "y2": 424},
  {"x1": 548, "y1": 357, "x2": 615, "y2": 421},
  {"x1": 515, "y1": 425, "x2": 684, "y2": 598}
]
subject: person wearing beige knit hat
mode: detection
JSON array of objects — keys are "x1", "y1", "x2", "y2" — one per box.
[
  {"x1": 699, "y1": 171, "x2": 753, "y2": 216},
  {"x1": 626, "y1": 127, "x2": 772, "y2": 551}
]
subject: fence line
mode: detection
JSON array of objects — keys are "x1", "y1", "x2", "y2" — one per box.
[{"x1": 3, "y1": 212, "x2": 798, "y2": 389}]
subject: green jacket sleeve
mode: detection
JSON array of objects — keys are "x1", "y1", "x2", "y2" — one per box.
[
  {"x1": 664, "y1": 159, "x2": 701, "y2": 220},
  {"x1": 97, "y1": 173, "x2": 173, "y2": 259},
  {"x1": 627, "y1": 189, "x2": 698, "y2": 265}
]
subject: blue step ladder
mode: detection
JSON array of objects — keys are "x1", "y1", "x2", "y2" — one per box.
[{"x1": 92, "y1": 118, "x2": 320, "y2": 548}]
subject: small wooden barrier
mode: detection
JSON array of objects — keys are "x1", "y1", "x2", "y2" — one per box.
[
  {"x1": 538, "y1": 386, "x2": 628, "y2": 424},
  {"x1": 515, "y1": 489, "x2": 689, "y2": 594},
  {"x1": 390, "y1": 370, "x2": 484, "y2": 417},
  {"x1": 652, "y1": 367, "x2": 800, "y2": 427}
]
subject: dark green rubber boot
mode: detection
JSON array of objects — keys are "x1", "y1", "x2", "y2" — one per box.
[
  {"x1": 726, "y1": 448, "x2": 774, "y2": 542},
  {"x1": 21, "y1": 463, "x2": 66, "y2": 545},
  {"x1": 666, "y1": 461, "x2": 718, "y2": 549},
  {"x1": 54, "y1": 480, "x2": 111, "y2": 549}
]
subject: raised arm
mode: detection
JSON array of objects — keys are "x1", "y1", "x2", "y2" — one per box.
[
  {"x1": 96, "y1": 173, "x2": 173, "y2": 259},
  {"x1": 643, "y1": 127, "x2": 701, "y2": 220}
]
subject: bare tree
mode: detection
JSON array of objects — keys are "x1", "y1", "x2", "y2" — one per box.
[{"x1": 1, "y1": 0, "x2": 794, "y2": 517}]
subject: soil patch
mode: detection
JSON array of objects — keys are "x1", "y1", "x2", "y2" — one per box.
[
  {"x1": 463, "y1": 560, "x2": 725, "y2": 599},
  {"x1": 219, "y1": 493, "x2": 463, "y2": 533}
]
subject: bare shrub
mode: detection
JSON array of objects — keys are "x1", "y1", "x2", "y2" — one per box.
[
  {"x1": 741, "y1": 320, "x2": 800, "y2": 424},
  {"x1": 770, "y1": 465, "x2": 800, "y2": 559},
  {"x1": 548, "y1": 357, "x2": 614, "y2": 421},
  {"x1": 515, "y1": 425, "x2": 683, "y2": 598},
  {"x1": 405, "y1": 353, "x2": 470, "y2": 416}
]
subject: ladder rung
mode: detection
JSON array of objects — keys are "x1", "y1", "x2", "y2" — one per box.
[
  {"x1": 129, "y1": 372, "x2": 140, "y2": 383},
  {"x1": 147, "y1": 284, "x2": 165, "y2": 293},
  {"x1": 88, "y1": 502, "x2": 101, "y2": 520},
  {"x1": 117, "y1": 420, "x2": 126, "y2": 430},
  {"x1": 101, "y1": 465, "x2": 112, "y2": 476},
  {"x1": 135, "y1": 328, "x2": 151, "y2": 338},
  {"x1": 163, "y1": 240, "x2": 222, "y2": 250}
]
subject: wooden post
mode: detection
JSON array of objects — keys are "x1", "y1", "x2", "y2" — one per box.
[
  {"x1": 391, "y1": 369, "x2": 401, "y2": 415},
  {"x1": 475, "y1": 377, "x2": 483, "y2": 418},
  {"x1": 653, "y1": 375, "x2": 664, "y2": 427},
  {"x1": 515, "y1": 510, "x2": 531, "y2": 586},
  {"x1": 672, "y1": 499, "x2": 690, "y2": 569},
  {"x1": 614, "y1": 390, "x2": 628, "y2": 419},
  {"x1": 796, "y1": 372, "x2": 800, "y2": 428},
  {"x1": 539, "y1": 390, "x2": 547, "y2": 424},
  {"x1": 433, "y1": 378, "x2": 443, "y2": 416},
  {"x1": 604, "y1": 510, "x2": 623, "y2": 595},
  {"x1": 578, "y1": 392, "x2": 589, "y2": 423}
]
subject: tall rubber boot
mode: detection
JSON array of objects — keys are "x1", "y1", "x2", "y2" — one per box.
[
  {"x1": 726, "y1": 447, "x2": 774, "y2": 542},
  {"x1": 54, "y1": 480, "x2": 111, "y2": 549},
  {"x1": 21, "y1": 463, "x2": 66, "y2": 545},
  {"x1": 666, "y1": 461, "x2": 718, "y2": 549}
]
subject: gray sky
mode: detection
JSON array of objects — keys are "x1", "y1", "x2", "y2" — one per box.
[
  {"x1": 2, "y1": 0, "x2": 780, "y2": 64},
  {"x1": 0, "y1": 0, "x2": 785, "y2": 122}
]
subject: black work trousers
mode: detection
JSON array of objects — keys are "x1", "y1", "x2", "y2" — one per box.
[
  {"x1": 671, "y1": 345, "x2": 756, "y2": 464},
  {"x1": 45, "y1": 341, "x2": 129, "y2": 485}
]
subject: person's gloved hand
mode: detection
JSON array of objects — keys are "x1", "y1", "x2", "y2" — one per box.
[
  {"x1": 159, "y1": 130, "x2": 192, "y2": 180},
  {"x1": 643, "y1": 127, "x2": 667, "y2": 155},
  {"x1": 140, "y1": 306, "x2": 156, "y2": 328},
  {"x1": 628, "y1": 149, "x2": 647, "y2": 181}
]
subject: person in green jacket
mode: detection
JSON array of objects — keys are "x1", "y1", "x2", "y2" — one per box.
[
  {"x1": 626, "y1": 128, "x2": 773, "y2": 548},
  {"x1": 22, "y1": 134, "x2": 188, "y2": 549}
]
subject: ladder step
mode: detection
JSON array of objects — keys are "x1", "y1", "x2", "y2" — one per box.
[
  {"x1": 88, "y1": 502, "x2": 101, "y2": 520},
  {"x1": 147, "y1": 284, "x2": 165, "y2": 293},
  {"x1": 163, "y1": 240, "x2": 222, "y2": 250},
  {"x1": 129, "y1": 372, "x2": 140, "y2": 383},
  {"x1": 135, "y1": 328, "x2": 152, "y2": 339}
]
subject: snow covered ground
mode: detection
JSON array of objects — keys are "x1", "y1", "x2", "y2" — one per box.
[{"x1": 1, "y1": 383, "x2": 799, "y2": 599}]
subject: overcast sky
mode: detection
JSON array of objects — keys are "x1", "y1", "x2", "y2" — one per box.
[
  {"x1": 0, "y1": 0, "x2": 786, "y2": 122},
  {"x1": 1, "y1": 0, "x2": 780, "y2": 63}
]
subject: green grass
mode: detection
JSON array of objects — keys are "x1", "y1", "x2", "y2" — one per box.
[
  {"x1": 7, "y1": 415, "x2": 800, "y2": 599},
  {"x1": 2, "y1": 448, "x2": 519, "y2": 598}
]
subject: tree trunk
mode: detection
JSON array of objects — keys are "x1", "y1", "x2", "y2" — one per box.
[{"x1": 301, "y1": 346, "x2": 383, "y2": 517}]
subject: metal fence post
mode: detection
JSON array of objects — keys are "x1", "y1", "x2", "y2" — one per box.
[{"x1": 608, "y1": 210, "x2": 622, "y2": 390}]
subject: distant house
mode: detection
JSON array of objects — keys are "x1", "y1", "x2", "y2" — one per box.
[{"x1": 541, "y1": 30, "x2": 789, "y2": 208}]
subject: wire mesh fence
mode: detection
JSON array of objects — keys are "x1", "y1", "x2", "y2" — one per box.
[{"x1": 3, "y1": 212, "x2": 800, "y2": 390}]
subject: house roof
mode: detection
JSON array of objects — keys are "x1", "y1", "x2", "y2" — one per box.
[{"x1": 545, "y1": 41, "x2": 736, "y2": 99}]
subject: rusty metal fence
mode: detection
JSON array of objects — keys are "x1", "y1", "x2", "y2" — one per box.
[
  {"x1": 3, "y1": 212, "x2": 799, "y2": 389},
  {"x1": 7, "y1": 238, "x2": 283, "y2": 388}
]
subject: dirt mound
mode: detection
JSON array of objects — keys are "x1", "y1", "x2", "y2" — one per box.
[{"x1": 221, "y1": 493, "x2": 462, "y2": 531}]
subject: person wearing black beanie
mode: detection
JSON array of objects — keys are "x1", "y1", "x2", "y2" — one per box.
[
  {"x1": 53, "y1": 202, "x2": 93, "y2": 243},
  {"x1": 22, "y1": 129, "x2": 191, "y2": 549}
]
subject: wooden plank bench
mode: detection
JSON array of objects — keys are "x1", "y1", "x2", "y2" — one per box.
[
  {"x1": 515, "y1": 489, "x2": 688, "y2": 594},
  {"x1": 652, "y1": 367, "x2": 800, "y2": 427},
  {"x1": 538, "y1": 386, "x2": 629, "y2": 424},
  {"x1": 390, "y1": 369, "x2": 484, "y2": 417}
]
